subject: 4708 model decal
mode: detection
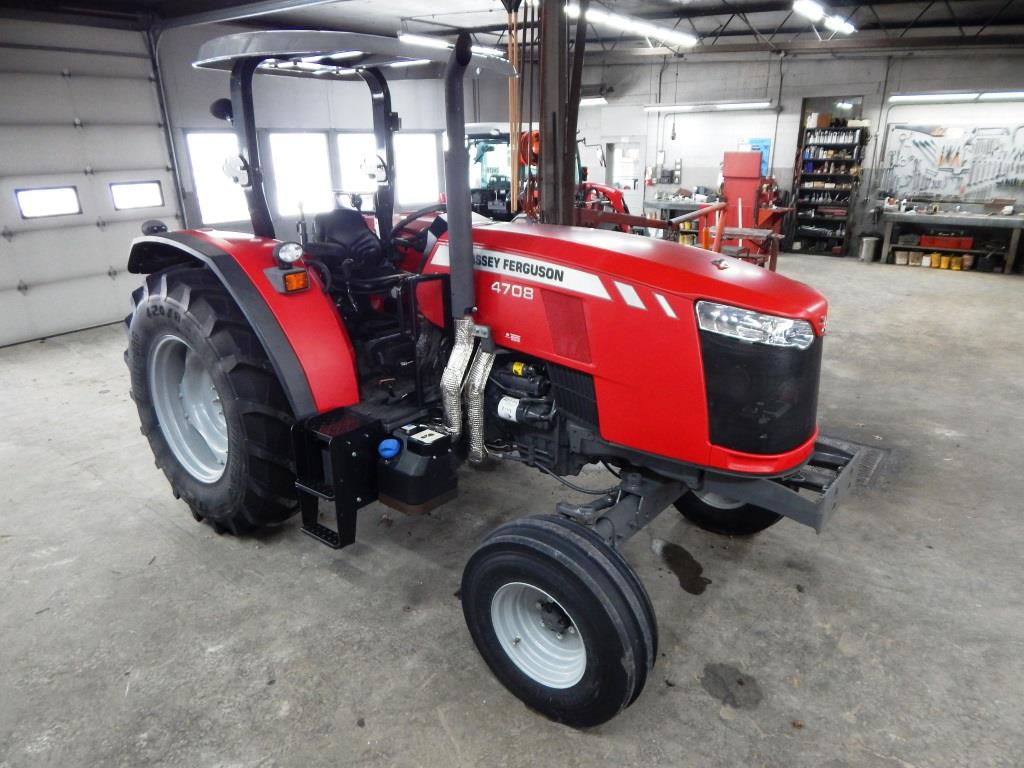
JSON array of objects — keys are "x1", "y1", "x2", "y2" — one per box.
[{"x1": 430, "y1": 243, "x2": 611, "y2": 300}]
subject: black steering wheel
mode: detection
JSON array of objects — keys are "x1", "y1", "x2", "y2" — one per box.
[{"x1": 390, "y1": 203, "x2": 447, "y2": 253}]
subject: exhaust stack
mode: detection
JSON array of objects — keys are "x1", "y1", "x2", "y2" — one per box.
[{"x1": 443, "y1": 32, "x2": 475, "y2": 319}]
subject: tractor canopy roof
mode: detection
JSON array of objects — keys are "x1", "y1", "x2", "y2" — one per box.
[{"x1": 194, "y1": 30, "x2": 516, "y2": 81}]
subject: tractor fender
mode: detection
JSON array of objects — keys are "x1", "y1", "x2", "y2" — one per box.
[{"x1": 128, "y1": 229, "x2": 359, "y2": 418}]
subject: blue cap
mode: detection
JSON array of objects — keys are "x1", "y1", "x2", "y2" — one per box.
[{"x1": 378, "y1": 438, "x2": 401, "y2": 459}]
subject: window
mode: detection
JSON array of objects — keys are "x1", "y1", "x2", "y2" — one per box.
[
  {"x1": 468, "y1": 137, "x2": 512, "y2": 190},
  {"x1": 268, "y1": 132, "x2": 334, "y2": 216},
  {"x1": 16, "y1": 186, "x2": 81, "y2": 219},
  {"x1": 110, "y1": 181, "x2": 163, "y2": 210},
  {"x1": 185, "y1": 132, "x2": 249, "y2": 224},
  {"x1": 395, "y1": 133, "x2": 440, "y2": 205},
  {"x1": 336, "y1": 132, "x2": 379, "y2": 195},
  {"x1": 612, "y1": 144, "x2": 640, "y2": 191}
]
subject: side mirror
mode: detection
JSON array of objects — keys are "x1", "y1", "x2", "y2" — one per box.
[
  {"x1": 141, "y1": 219, "x2": 168, "y2": 235},
  {"x1": 210, "y1": 97, "x2": 234, "y2": 123}
]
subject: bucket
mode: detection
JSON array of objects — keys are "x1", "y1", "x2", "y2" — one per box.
[{"x1": 860, "y1": 236, "x2": 879, "y2": 263}]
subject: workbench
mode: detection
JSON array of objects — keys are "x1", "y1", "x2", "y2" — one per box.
[
  {"x1": 880, "y1": 211, "x2": 1024, "y2": 273},
  {"x1": 644, "y1": 199, "x2": 707, "y2": 216},
  {"x1": 644, "y1": 199, "x2": 714, "y2": 243}
]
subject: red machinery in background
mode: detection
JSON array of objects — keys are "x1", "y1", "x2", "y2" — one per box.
[
  {"x1": 718, "y1": 151, "x2": 792, "y2": 270},
  {"x1": 518, "y1": 130, "x2": 669, "y2": 235}
]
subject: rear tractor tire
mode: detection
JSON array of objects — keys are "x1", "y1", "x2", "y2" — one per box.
[
  {"x1": 461, "y1": 516, "x2": 657, "y2": 728},
  {"x1": 673, "y1": 489, "x2": 782, "y2": 536},
  {"x1": 126, "y1": 265, "x2": 298, "y2": 534}
]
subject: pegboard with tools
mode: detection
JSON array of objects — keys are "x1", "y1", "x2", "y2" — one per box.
[{"x1": 878, "y1": 123, "x2": 1024, "y2": 203}]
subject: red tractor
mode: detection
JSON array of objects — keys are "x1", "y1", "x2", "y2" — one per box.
[{"x1": 125, "y1": 30, "x2": 863, "y2": 727}]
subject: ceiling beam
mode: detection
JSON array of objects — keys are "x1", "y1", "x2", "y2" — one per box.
[
  {"x1": 656, "y1": 15, "x2": 1024, "y2": 39},
  {"x1": 158, "y1": 0, "x2": 342, "y2": 29},
  {"x1": 421, "y1": 0, "x2": 929, "y2": 36},
  {"x1": 583, "y1": 32, "x2": 1024, "y2": 58},
  {"x1": 0, "y1": 1, "x2": 145, "y2": 29}
]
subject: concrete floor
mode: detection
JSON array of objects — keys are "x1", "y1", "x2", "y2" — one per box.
[{"x1": 2, "y1": 254, "x2": 1022, "y2": 767}]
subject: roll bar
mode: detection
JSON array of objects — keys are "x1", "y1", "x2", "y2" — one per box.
[{"x1": 197, "y1": 30, "x2": 514, "y2": 257}]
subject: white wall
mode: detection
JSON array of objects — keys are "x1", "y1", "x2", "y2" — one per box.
[
  {"x1": 578, "y1": 50, "x2": 1024, "y2": 240},
  {"x1": 158, "y1": 24, "x2": 1024, "y2": 242}
]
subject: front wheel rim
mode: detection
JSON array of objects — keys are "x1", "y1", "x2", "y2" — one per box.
[
  {"x1": 148, "y1": 333, "x2": 228, "y2": 484},
  {"x1": 694, "y1": 490, "x2": 745, "y2": 510},
  {"x1": 490, "y1": 582, "x2": 586, "y2": 689}
]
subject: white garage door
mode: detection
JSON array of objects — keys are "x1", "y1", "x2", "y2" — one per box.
[{"x1": 0, "y1": 20, "x2": 179, "y2": 346}]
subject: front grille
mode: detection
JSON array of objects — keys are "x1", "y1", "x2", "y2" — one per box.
[
  {"x1": 548, "y1": 363, "x2": 599, "y2": 428},
  {"x1": 699, "y1": 331, "x2": 822, "y2": 455}
]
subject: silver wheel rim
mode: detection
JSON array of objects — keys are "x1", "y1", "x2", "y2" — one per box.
[
  {"x1": 148, "y1": 333, "x2": 228, "y2": 484},
  {"x1": 490, "y1": 582, "x2": 586, "y2": 689},
  {"x1": 694, "y1": 490, "x2": 745, "y2": 510}
]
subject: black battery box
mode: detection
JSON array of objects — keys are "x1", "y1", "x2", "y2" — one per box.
[{"x1": 377, "y1": 424, "x2": 458, "y2": 515}]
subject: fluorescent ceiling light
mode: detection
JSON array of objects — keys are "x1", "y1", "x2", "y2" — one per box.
[
  {"x1": 792, "y1": 0, "x2": 825, "y2": 22},
  {"x1": 715, "y1": 101, "x2": 773, "y2": 110},
  {"x1": 644, "y1": 104, "x2": 695, "y2": 113},
  {"x1": 644, "y1": 101, "x2": 772, "y2": 113},
  {"x1": 565, "y1": 4, "x2": 698, "y2": 47},
  {"x1": 299, "y1": 53, "x2": 362, "y2": 64},
  {"x1": 579, "y1": 96, "x2": 607, "y2": 107},
  {"x1": 471, "y1": 45, "x2": 504, "y2": 58},
  {"x1": 312, "y1": 67, "x2": 355, "y2": 76},
  {"x1": 398, "y1": 33, "x2": 450, "y2": 50},
  {"x1": 835, "y1": 101, "x2": 853, "y2": 110},
  {"x1": 823, "y1": 14, "x2": 856, "y2": 34},
  {"x1": 390, "y1": 59, "x2": 431, "y2": 68},
  {"x1": 889, "y1": 92, "x2": 980, "y2": 103},
  {"x1": 978, "y1": 91, "x2": 1024, "y2": 101}
]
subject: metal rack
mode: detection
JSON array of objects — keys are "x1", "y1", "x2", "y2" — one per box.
[{"x1": 792, "y1": 127, "x2": 868, "y2": 255}]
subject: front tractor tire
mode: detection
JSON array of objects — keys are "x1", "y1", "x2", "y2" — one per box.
[
  {"x1": 673, "y1": 490, "x2": 782, "y2": 536},
  {"x1": 127, "y1": 265, "x2": 298, "y2": 534},
  {"x1": 461, "y1": 516, "x2": 657, "y2": 728}
]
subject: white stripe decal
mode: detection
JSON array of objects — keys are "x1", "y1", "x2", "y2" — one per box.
[
  {"x1": 614, "y1": 280, "x2": 646, "y2": 310},
  {"x1": 430, "y1": 244, "x2": 611, "y2": 300},
  {"x1": 653, "y1": 292, "x2": 677, "y2": 319}
]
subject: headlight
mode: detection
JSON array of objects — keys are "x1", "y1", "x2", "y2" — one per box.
[
  {"x1": 695, "y1": 300, "x2": 815, "y2": 350},
  {"x1": 273, "y1": 241, "x2": 304, "y2": 266}
]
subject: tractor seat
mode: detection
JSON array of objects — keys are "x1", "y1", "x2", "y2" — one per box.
[{"x1": 313, "y1": 208, "x2": 384, "y2": 272}]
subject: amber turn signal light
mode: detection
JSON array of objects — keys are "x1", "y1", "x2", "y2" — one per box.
[{"x1": 283, "y1": 270, "x2": 309, "y2": 292}]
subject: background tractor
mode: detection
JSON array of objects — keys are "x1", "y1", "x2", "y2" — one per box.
[{"x1": 125, "y1": 30, "x2": 862, "y2": 727}]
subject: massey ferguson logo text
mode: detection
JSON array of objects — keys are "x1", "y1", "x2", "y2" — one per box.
[
  {"x1": 474, "y1": 252, "x2": 566, "y2": 283},
  {"x1": 430, "y1": 244, "x2": 611, "y2": 300}
]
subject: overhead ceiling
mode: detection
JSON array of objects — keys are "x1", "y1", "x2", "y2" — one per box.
[{"x1": 2, "y1": 0, "x2": 1023, "y2": 57}]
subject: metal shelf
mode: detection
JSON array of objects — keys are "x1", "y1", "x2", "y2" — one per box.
[
  {"x1": 887, "y1": 243, "x2": 995, "y2": 256},
  {"x1": 797, "y1": 231, "x2": 846, "y2": 239}
]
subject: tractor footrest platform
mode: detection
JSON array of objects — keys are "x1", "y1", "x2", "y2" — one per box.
[{"x1": 292, "y1": 409, "x2": 384, "y2": 550}]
